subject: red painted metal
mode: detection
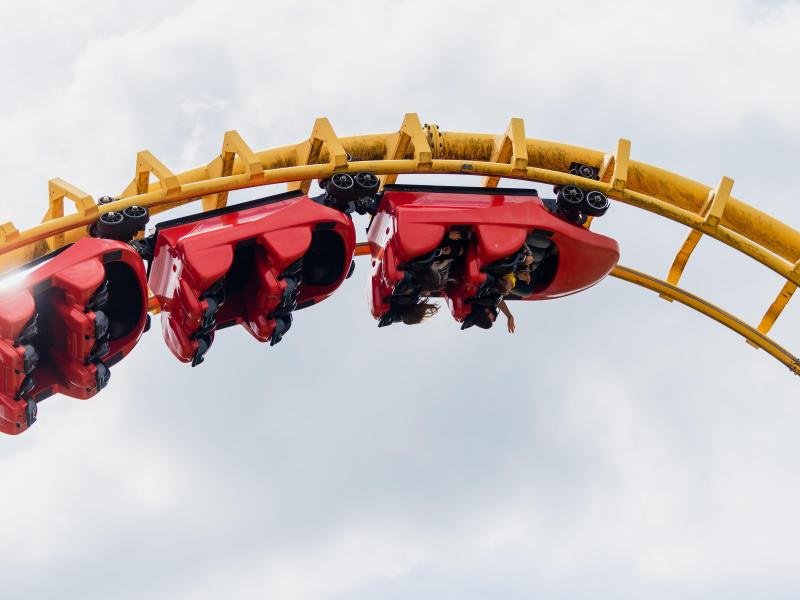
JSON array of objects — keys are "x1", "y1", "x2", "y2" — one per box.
[
  {"x1": 368, "y1": 185, "x2": 620, "y2": 322},
  {"x1": 149, "y1": 191, "x2": 356, "y2": 363},
  {"x1": 0, "y1": 238, "x2": 148, "y2": 435}
]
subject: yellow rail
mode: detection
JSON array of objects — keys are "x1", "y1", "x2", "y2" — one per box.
[{"x1": 2, "y1": 114, "x2": 799, "y2": 374}]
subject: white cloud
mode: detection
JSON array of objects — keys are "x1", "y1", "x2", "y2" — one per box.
[{"x1": 2, "y1": 1, "x2": 800, "y2": 598}]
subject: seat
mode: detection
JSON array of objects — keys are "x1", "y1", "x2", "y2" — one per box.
[
  {"x1": 0, "y1": 238, "x2": 149, "y2": 435},
  {"x1": 149, "y1": 191, "x2": 356, "y2": 365},
  {"x1": 367, "y1": 184, "x2": 620, "y2": 328}
]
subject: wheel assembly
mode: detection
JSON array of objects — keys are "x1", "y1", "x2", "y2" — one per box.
[
  {"x1": 92, "y1": 205, "x2": 150, "y2": 242},
  {"x1": 326, "y1": 173, "x2": 356, "y2": 198},
  {"x1": 582, "y1": 190, "x2": 610, "y2": 216},
  {"x1": 354, "y1": 172, "x2": 379, "y2": 193},
  {"x1": 556, "y1": 185, "x2": 584, "y2": 214}
]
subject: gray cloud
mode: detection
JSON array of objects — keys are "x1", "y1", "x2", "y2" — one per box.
[{"x1": 1, "y1": 1, "x2": 800, "y2": 598}]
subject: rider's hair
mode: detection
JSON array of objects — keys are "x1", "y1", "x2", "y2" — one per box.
[
  {"x1": 414, "y1": 267, "x2": 448, "y2": 292},
  {"x1": 398, "y1": 299, "x2": 440, "y2": 325}
]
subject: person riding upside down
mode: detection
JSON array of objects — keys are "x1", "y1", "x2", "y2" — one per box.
[
  {"x1": 463, "y1": 232, "x2": 556, "y2": 333},
  {"x1": 385, "y1": 227, "x2": 469, "y2": 325}
]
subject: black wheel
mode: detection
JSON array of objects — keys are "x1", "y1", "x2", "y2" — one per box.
[
  {"x1": 568, "y1": 163, "x2": 599, "y2": 180},
  {"x1": 556, "y1": 185, "x2": 584, "y2": 211},
  {"x1": 100, "y1": 211, "x2": 124, "y2": 225},
  {"x1": 94, "y1": 211, "x2": 126, "y2": 240},
  {"x1": 576, "y1": 164, "x2": 596, "y2": 179},
  {"x1": 582, "y1": 190, "x2": 610, "y2": 217},
  {"x1": 325, "y1": 173, "x2": 356, "y2": 200},
  {"x1": 94, "y1": 205, "x2": 148, "y2": 241},
  {"x1": 354, "y1": 172, "x2": 379, "y2": 192},
  {"x1": 122, "y1": 205, "x2": 149, "y2": 232},
  {"x1": 330, "y1": 173, "x2": 354, "y2": 191},
  {"x1": 123, "y1": 205, "x2": 147, "y2": 219}
]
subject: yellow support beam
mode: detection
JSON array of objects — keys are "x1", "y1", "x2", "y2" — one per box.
[
  {"x1": 482, "y1": 118, "x2": 528, "y2": 188},
  {"x1": 600, "y1": 138, "x2": 630, "y2": 194},
  {"x1": 0, "y1": 222, "x2": 19, "y2": 243},
  {"x1": 120, "y1": 150, "x2": 182, "y2": 199},
  {"x1": 288, "y1": 117, "x2": 348, "y2": 194},
  {"x1": 750, "y1": 257, "x2": 800, "y2": 343},
  {"x1": 661, "y1": 230, "x2": 704, "y2": 301},
  {"x1": 202, "y1": 130, "x2": 264, "y2": 211},
  {"x1": 755, "y1": 280, "x2": 797, "y2": 339},
  {"x1": 43, "y1": 178, "x2": 98, "y2": 251},
  {"x1": 703, "y1": 176, "x2": 734, "y2": 231},
  {"x1": 660, "y1": 176, "x2": 734, "y2": 300},
  {"x1": 380, "y1": 113, "x2": 432, "y2": 188}
]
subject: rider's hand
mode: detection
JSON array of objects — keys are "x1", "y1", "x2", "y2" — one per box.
[
  {"x1": 507, "y1": 316, "x2": 515, "y2": 333},
  {"x1": 448, "y1": 230, "x2": 463, "y2": 240}
]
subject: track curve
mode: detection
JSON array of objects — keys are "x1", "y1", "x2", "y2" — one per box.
[{"x1": 1, "y1": 114, "x2": 798, "y2": 374}]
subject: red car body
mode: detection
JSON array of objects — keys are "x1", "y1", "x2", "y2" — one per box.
[
  {"x1": 368, "y1": 185, "x2": 620, "y2": 322},
  {"x1": 149, "y1": 190, "x2": 356, "y2": 363},
  {"x1": 0, "y1": 238, "x2": 149, "y2": 435}
]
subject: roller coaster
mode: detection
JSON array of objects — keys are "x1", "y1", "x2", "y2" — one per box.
[{"x1": 1, "y1": 114, "x2": 798, "y2": 435}]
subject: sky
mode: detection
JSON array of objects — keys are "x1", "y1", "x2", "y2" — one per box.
[{"x1": 1, "y1": 0, "x2": 800, "y2": 598}]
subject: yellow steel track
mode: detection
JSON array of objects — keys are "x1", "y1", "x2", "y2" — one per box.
[{"x1": 2, "y1": 114, "x2": 799, "y2": 374}]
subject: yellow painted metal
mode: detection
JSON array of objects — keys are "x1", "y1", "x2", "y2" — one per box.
[
  {"x1": 758, "y1": 261, "x2": 800, "y2": 335},
  {"x1": 661, "y1": 230, "x2": 704, "y2": 301},
  {"x1": 482, "y1": 118, "x2": 527, "y2": 188},
  {"x1": 659, "y1": 176, "x2": 734, "y2": 300},
  {"x1": 380, "y1": 113, "x2": 432, "y2": 188},
  {"x1": 44, "y1": 179, "x2": 98, "y2": 252},
  {"x1": 2, "y1": 114, "x2": 800, "y2": 374},
  {"x1": 0, "y1": 221, "x2": 19, "y2": 244},
  {"x1": 126, "y1": 150, "x2": 181, "y2": 198},
  {"x1": 755, "y1": 277, "x2": 799, "y2": 337},
  {"x1": 202, "y1": 130, "x2": 264, "y2": 211},
  {"x1": 703, "y1": 176, "x2": 733, "y2": 231},
  {"x1": 599, "y1": 138, "x2": 630, "y2": 193},
  {"x1": 610, "y1": 265, "x2": 800, "y2": 375},
  {"x1": 288, "y1": 117, "x2": 348, "y2": 194}
]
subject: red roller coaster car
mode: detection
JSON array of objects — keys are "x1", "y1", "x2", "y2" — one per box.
[
  {"x1": 368, "y1": 184, "x2": 620, "y2": 327},
  {"x1": 0, "y1": 238, "x2": 149, "y2": 435},
  {"x1": 149, "y1": 190, "x2": 357, "y2": 365}
]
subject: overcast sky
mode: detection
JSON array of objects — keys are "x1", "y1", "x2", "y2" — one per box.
[{"x1": 2, "y1": 1, "x2": 800, "y2": 598}]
